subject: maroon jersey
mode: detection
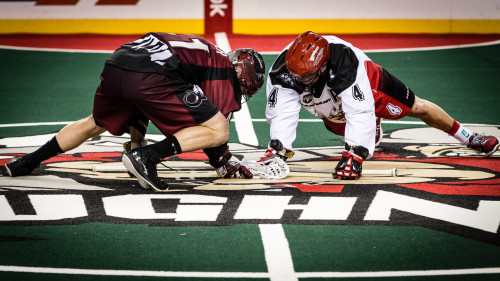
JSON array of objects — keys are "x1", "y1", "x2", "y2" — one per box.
[{"x1": 105, "y1": 32, "x2": 242, "y2": 117}]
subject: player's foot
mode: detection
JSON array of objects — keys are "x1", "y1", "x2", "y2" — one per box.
[
  {"x1": 375, "y1": 117, "x2": 383, "y2": 146},
  {"x1": 467, "y1": 133, "x2": 499, "y2": 157},
  {"x1": 122, "y1": 141, "x2": 136, "y2": 178},
  {"x1": 123, "y1": 139, "x2": 148, "y2": 152},
  {"x1": 123, "y1": 140, "x2": 148, "y2": 178},
  {"x1": 5, "y1": 155, "x2": 39, "y2": 177},
  {"x1": 123, "y1": 141, "x2": 133, "y2": 153},
  {"x1": 122, "y1": 147, "x2": 167, "y2": 191}
]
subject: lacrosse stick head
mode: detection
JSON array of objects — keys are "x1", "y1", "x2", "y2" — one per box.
[{"x1": 241, "y1": 158, "x2": 290, "y2": 180}]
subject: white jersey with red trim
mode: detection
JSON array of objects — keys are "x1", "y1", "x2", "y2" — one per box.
[{"x1": 266, "y1": 36, "x2": 377, "y2": 157}]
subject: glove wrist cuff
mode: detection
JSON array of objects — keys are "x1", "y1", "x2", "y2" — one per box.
[{"x1": 211, "y1": 150, "x2": 232, "y2": 168}]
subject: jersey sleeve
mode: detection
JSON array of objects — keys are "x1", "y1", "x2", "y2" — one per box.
[
  {"x1": 265, "y1": 76, "x2": 302, "y2": 151},
  {"x1": 340, "y1": 62, "x2": 377, "y2": 158}
]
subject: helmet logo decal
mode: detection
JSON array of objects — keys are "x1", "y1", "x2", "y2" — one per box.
[
  {"x1": 310, "y1": 46, "x2": 320, "y2": 61},
  {"x1": 285, "y1": 31, "x2": 330, "y2": 79}
]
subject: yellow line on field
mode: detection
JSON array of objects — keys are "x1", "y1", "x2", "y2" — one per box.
[{"x1": 1, "y1": 19, "x2": 499, "y2": 35}]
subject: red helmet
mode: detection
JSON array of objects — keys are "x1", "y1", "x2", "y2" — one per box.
[
  {"x1": 228, "y1": 48, "x2": 265, "y2": 100},
  {"x1": 285, "y1": 31, "x2": 330, "y2": 80}
]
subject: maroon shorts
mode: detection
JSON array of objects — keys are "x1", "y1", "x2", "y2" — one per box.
[{"x1": 92, "y1": 64, "x2": 219, "y2": 136}]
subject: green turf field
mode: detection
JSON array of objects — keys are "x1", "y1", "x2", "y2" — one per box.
[{"x1": 1, "y1": 44, "x2": 499, "y2": 140}]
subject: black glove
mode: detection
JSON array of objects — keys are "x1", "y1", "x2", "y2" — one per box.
[
  {"x1": 206, "y1": 146, "x2": 253, "y2": 179},
  {"x1": 335, "y1": 150, "x2": 364, "y2": 180}
]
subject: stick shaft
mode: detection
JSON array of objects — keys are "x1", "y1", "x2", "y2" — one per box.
[
  {"x1": 291, "y1": 167, "x2": 397, "y2": 176},
  {"x1": 93, "y1": 165, "x2": 397, "y2": 176}
]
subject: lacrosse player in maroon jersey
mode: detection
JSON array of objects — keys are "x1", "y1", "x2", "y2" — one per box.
[
  {"x1": 261, "y1": 31, "x2": 499, "y2": 180},
  {"x1": 6, "y1": 32, "x2": 265, "y2": 191}
]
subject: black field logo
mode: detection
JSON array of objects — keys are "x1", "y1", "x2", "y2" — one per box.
[{"x1": 1, "y1": 128, "x2": 499, "y2": 245}]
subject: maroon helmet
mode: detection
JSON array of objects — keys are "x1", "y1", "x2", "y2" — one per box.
[
  {"x1": 285, "y1": 31, "x2": 330, "y2": 83},
  {"x1": 228, "y1": 48, "x2": 265, "y2": 100}
]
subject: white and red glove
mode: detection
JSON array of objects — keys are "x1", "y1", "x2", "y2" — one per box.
[
  {"x1": 258, "y1": 148, "x2": 279, "y2": 162},
  {"x1": 335, "y1": 150, "x2": 364, "y2": 180},
  {"x1": 258, "y1": 139, "x2": 294, "y2": 163}
]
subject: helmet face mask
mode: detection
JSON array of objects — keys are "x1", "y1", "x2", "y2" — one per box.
[
  {"x1": 228, "y1": 48, "x2": 265, "y2": 101},
  {"x1": 285, "y1": 31, "x2": 330, "y2": 85},
  {"x1": 295, "y1": 63, "x2": 327, "y2": 85}
]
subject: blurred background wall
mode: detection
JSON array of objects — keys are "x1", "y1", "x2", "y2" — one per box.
[{"x1": 0, "y1": 0, "x2": 499, "y2": 34}]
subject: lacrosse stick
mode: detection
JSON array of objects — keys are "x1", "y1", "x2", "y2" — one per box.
[
  {"x1": 241, "y1": 158, "x2": 290, "y2": 179},
  {"x1": 93, "y1": 162, "x2": 396, "y2": 177},
  {"x1": 92, "y1": 158, "x2": 289, "y2": 179},
  {"x1": 289, "y1": 166, "x2": 397, "y2": 177}
]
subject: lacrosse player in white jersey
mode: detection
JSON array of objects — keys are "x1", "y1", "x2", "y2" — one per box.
[{"x1": 261, "y1": 31, "x2": 499, "y2": 180}]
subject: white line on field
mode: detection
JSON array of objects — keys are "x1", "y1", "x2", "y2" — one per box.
[
  {"x1": 251, "y1": 119, "x2": 500, "y2": 126},
  {"x1": 0, "y1": 44, "x2": 112, "y2": 54},
  {"x1": 259, "y1": 224, "x2": 298, "y2": 281},
  {"x1": 214, "y1": 31, "x2": 259, "y2": 146},
  {"x1": 1, "y1": 265, "x2": 500, "y2": 278},
  {"x1": 0, "y1": 121, "x2": 73, "y2": 128},
  {"x1": 233, "y1": 102, "x2": 259, "y2": 145},
  {"x1": 296, "y1": 267, "x2": 500, "y2": 278},
  {"x1": 214, "y1": 32, "x2": 232, "y2": 54},
  {"x1": 363, "y1": 39, "x2": 500, "y2": 53},
  {"x1": 0, "y1": 265, "x2": 268, "y2": 278}
]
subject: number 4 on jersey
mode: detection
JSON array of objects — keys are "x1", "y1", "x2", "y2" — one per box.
[
  {"x1": 268, "y1": 88, "x2": 278, "y2": 107},
  {"x1": 352, "y1": 84, "x2": 365, "y2": 101}
]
